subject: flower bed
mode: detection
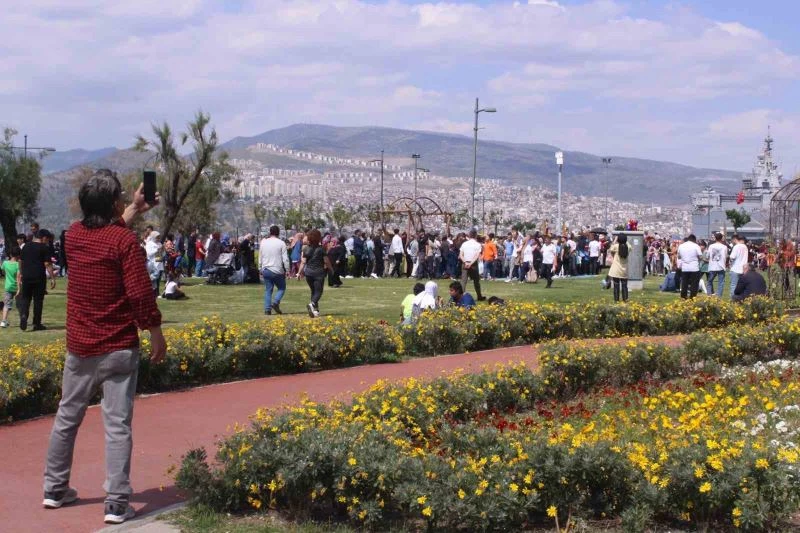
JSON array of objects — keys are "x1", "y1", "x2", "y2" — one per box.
[
  {"x1": 402, "y1": 297, "x2": 781, "y2": 355},
  {"x1": 0, "y1": 297, "x2": 783, "y2": 422},
  {"x1": 0, "y1": 316, "x2": 403, "y2": 422},
  {"x1": 177, "y1": 341, "x2": 800, "y2": 531}
]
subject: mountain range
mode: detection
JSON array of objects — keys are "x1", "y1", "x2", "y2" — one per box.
[{"x1": 36, "y1": 123, "x2": 745, "y2": 230}]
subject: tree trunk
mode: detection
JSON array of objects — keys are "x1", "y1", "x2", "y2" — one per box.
[
  {"x1": 160, "y1": 204, "x2": 179, "y2": 241},
  {"x1": 0, "y1": 212, "x2": 18, "y2": 252}
]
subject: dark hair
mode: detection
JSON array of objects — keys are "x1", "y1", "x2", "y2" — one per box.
[
  {"x1": 269, "y1": 225, "x2": 280, "y2": 237},
  {"x1": 617, "y1": 233, "x2": 629, "y2": 259},
  {"x1": 469, "y1": 228, "x2": 478, "y2": 238},
  {"x1": 733, "y1": 233, "x2": 741, "y2": 241},
  {"x1": 79, "y1": 169, "x2": 122, "y2": 229},
  {"x1": 413, "y1": 282, "x2": 425, "y2": 295},
  {"x1": 449, "y1": 281, "x2": 464, "y2": 294},
  {"x1": 8, "y1": 246, "x2": 20, "y2": 258},
  {"x1": 488, "y1": 296, "x2": 505, "y2": 306},
  {"x1": 16, "y1": 233, "x2": 26, "y2": 241},
  {"x1": 686, "y1": 234, "x2": 697, "y2": 243},
  {"x1": 307, "y1": 229, "x2": 322, "y2": 246},
  {"x1": 36, "y1": 229, "x2": 52, "y2": 240},
  {"x1": 394, "y1": 228, "x2": 400, "y2": 234},
  {"x1": 715, "y1": 232, "x2": 723, "y2": 242}
]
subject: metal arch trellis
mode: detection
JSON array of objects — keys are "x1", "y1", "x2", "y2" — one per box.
[
  {"x1": 376, "y1": 196, "x2": 454, "y2": 235},
  {"x1": 767, "y1": 177, "x2": 800, "y2": 301}
]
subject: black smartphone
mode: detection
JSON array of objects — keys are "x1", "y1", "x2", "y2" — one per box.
[{"x1": 143, "y1": 170, "x2": 157, "y2": 204}]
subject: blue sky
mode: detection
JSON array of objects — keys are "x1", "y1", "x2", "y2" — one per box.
[{"x1": 1, "y1": 0, "x2": 798, "y2": 177}]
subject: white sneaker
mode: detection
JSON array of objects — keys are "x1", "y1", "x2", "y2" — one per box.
[
  {"x1": 370, "y1": 273, "x2": 379, "y2": 279},
  {"x1": 43, "y1": 487, "x2": 78, "y2": 508},
  {"x1": 344, "y1": 275, "x2": 354, "y2": 279},
  {"x1": 104, "y1": 502, "x2": 136, "y2": 524},
  {"x1": 504, "y1": 278, "x2": 511, "y2": 283},
  {"x1": 0, "y1": 321, "x2": 8, "y2": 328},
  {"x1": 307, "y1": 303, "x2": 316, "y2": 318}
]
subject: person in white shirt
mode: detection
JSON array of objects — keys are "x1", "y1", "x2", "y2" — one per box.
[
  {"x1": 728, "y1": 234, "x2": 749, "y2": 299},
  {"x1": 259, "y1": 225, "x2": 291, "y2": 315},
  {"x1": 459, "y1": 229, "x2": 485, "y2": 301},
  {"x1": 706, "y1": 233, "x2": 728, "y2": 297},
  {"x1": 389, "y1": 228, "x2": 404, "y2": 278},
  {"x1": 162, "y1": 274, "x2": 186, "y2": 300},
  {"x1": 676, "y1": 234, "x2": 703, "y2": 299},
  {"x1": 588, "y1": 235, "x2": 602, "y2": 275},
  {"x1": 539, "y1": 235, "x2": 558, "y2": 288}
]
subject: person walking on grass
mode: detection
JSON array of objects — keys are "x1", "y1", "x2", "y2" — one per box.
[
  {"x1": 607, "y1": 234, "x2": 629, "y2": 302},
  {"x1": 1, "y1": 247, "x2": 20, "y2": 328},
  {"x1": 539, "y1": 235, "x2": 557, "y2": 288},
  {"x1": 17, "y1": 229, "x2": 56, "y2": 331},
  {"x1": 42, "y1": 169, "x2": 166, "y2": 525},
  {"x1": 677, "y1": 234, "x2": 703, "y2": 299},
  {"x1": 260, "y1": 225, "x2": 290, "y2": 316},
  {"x1": 299, "y1": 229, "x2": 328, "y2": 318},
  {"x1": 459, "y1": 229, "x2": 486, "y2": 301}
]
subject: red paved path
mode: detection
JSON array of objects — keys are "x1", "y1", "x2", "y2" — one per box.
[{"x1": 0, "y1": 345, "x2": 542, "y2": 533}]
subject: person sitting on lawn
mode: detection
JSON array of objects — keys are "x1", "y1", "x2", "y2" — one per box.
[
  {"x1": 401, "y1": 282, "x2": 425, "y2": 325},
  {"x1": 412, "y1": 280, "x2": 440, "y2": 320},
  {"x1": 732, "y1": 263, "x2": 766, "y2": 302},
  {"x1": 162, "y1": 273, "x2": 186, "y2": 300},
  {"x1": 449, "y1": 281, "x2": 476, "y2": 309}
]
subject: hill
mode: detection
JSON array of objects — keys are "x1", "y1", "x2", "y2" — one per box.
[{"x1": 221, "y1": 124, "x2": 743, "y2": 205}]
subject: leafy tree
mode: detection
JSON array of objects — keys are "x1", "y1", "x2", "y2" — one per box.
[
  {"x1": 284, "y1": 200, "x2": 325, "y2": 231},
  {"x1": 0, "y1": 129, "x2": 43, "y2": 246},
  {"x1": 725, "y1": 208, "x2": 751, "y2": 233},
  {"x1": 326, "y1": 204, "x2": 355, "y2": 233},
  {"x1": 252, "y1": 203, "x2": 267, "y2": 236},
  {"x1": 134, "y1": 111, "x2": 236, "y2": 238}
]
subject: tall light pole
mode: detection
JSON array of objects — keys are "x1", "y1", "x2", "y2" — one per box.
[
  {"x1": 472, "y1": 98, "x2": 496, "y2": 226},
  {"x1": 9, "y1": 134, "x2": 56, "y2": 159},
  {"x1": 412, "y1": 153, "x2": 421, "y2": 202},
  {"x1": 369, "y1": 150, "x2": 385, "y2": 226},
  {"x1": 555, "y1": 151, "x2": 564, "y2": 235},
  {"x1": 602, "y1": 157, "x2": 612, "y2": 229}
]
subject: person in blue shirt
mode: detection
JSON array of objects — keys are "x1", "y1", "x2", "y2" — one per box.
[{"x1": 449, "y1": 281, "x2": 476, "y2": 309}]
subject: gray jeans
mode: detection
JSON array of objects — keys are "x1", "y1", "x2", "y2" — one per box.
[{"x1": 44, "y1": 349, "x2": 139, "y2": 504}]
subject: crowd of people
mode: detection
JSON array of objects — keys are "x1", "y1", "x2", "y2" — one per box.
[{"x1": 0, "y1": 220, "x2": 778, "y2": 330}]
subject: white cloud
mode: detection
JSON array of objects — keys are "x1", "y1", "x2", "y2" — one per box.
[{"x1": 0, "y1": 0, "x2": 798, "y2": 173}]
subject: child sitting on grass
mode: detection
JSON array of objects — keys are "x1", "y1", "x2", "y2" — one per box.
[
  {"x1": 401, "y1": 282, "x2": 425, "y2": 325},
  {"x1": 162, "y1": 273, "x2": 187, "y2": 300}
]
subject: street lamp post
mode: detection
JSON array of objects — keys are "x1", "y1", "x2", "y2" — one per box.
[
  {"x1": 472, "y1": 98, "x2": 496, "y2": 226},
  {"x1": 412, "y1": 153, "x2": 421, "y2": 202},
  {"x1": 602, "y1": 157, "x2": 612, "y2": 229},
  {"x1": 555, "y1": 151, "x2": 564, "y2": 235},
  {"x1": 9, "y1": 134, "x2": 56, "y2": 159},
  {"x1": 369, "y1": 150, "x2": 385, "y2": 226}
]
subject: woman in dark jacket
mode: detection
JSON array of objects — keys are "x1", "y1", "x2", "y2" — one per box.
[{"x1": 327, "y1": 238, "x2": 344, "y2": 287}]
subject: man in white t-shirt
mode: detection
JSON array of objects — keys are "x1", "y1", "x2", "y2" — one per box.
[
  {"x1": 539, "y1": 235, "x2": 558, "y2": 288},
  {"x1": 677, "y1": 234, "x2": 703, "y2": 299},
  {"x1": 588, "y1": 235, "x2": 601, "y2": 275},
  {"x1": 728, "y1": 234, "x2": 749, "y2": 299},
  {"x1": 260, "y1": 225, "x2": 291, "y2": 315},
  {"x1": 459, "y1": 229, "x2": 485, "y2": 301},
  {"x1": 389, "y1": 228, "x2": 404, "y2": 278},
  {"x1": 706, "y1": 233, "x2": 728, "y2": 297}
]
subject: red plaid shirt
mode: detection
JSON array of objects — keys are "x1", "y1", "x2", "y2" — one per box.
[{"x1": 65, "y1": 220, "x2": 162, "y2": 357}]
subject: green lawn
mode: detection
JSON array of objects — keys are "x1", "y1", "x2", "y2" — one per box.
[{"x1": 0, "y1": 274, "x2": 683, "y2": 349}]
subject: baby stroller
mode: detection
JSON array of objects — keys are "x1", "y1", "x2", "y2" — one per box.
[{"x1": 206, "y1": 253, "x2": 235, "y2": 285}]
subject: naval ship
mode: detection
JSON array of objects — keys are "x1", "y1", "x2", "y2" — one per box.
[{"x1": 690, "y1": 129, "x2": 782, "y2": 239}]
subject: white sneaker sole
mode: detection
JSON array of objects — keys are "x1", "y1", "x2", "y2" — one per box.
[
  {"x1": 43, "y1": 494, "x2": 78, "y2": 509},
  {"x1": 104, "y1": 507, "x2": 136, "y2": 524}
]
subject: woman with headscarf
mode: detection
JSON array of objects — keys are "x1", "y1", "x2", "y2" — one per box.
[
  {"x1": 411, "y1": 280, "x2": 440, "y2": 320},
  {"x1": 327, "y1": 237, "x2": 344, "y2": 287},
  {"x1": 289, "y1": 232, "x2": 304, "y2": 278},
  {"x1": 144, "y1": 231, "x2": 164, "y2": 297},
  {"x1": 608, "y1": 234, "x2": 629, "y2": 302}
]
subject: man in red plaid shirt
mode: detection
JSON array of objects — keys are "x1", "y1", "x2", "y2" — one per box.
[{"x1": 42, "y1": 169, "x2": 167, "y2": 525}]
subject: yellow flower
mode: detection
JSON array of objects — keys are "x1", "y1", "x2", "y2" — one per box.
[
  {"x1": 694, "y1": 466, "x2": 705, "y2": 478},
  {"x1": 732, "y1": 507, "x2": 742, "y2": 517},
  {"x1": 417, "y1": 495, "x2": 427, "y2": 505},
  {"x1": 348, "y1": 457, "x2": 357, "y2": 466},
  {"x1": 755, "y1": 458, "x2": 769, "y2": 469},
  {"x1": 547, "y1": 505, "x2": 558, "y2": 518},
  {"x1": 509, "y1": 483, "x2": 519, "y2": 493},
  {"x1": 422, "y1": 506, "x2": 432, "y2": 517},
  {"x1": 458, "y1": 489, "x2": 466, "y2": 500},
  {"x1": 699, "y1": 482, "x2": 712, "y2": 493}
]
